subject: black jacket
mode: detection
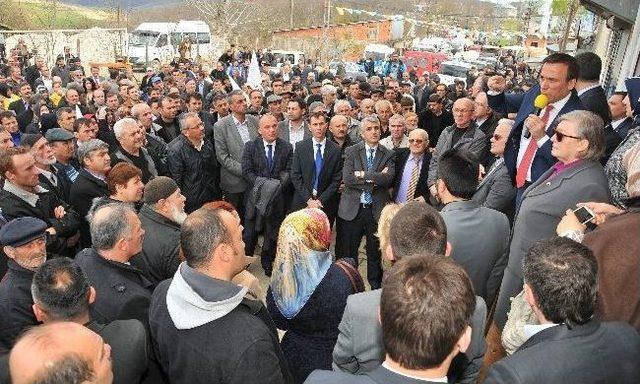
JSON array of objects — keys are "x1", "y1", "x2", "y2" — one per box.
[
  {"x1": 0, "y1": 186, "x2": 80, "y2": 257},
  {"x1": 38, "y1": 166, "x2": 72, "y2": 204},
  {"x1": 579, "y1": 86, "x2": 611, "y2": 126},
  {"x1": 69, "y1": 169, "x2": 109, "y2": 248},
  {"x1": 74, "y1": 248, "x2": 153, "y2": 328},
  {"x1": 0, "y1": 260, "x2": 38, "y2": 352},
  {"x1": 131, "y1": 204, "x2": 181, "y2": 288},
  {"x1": 167, "y1": 135, "x2": 221, "y2": 213},
  {"x1": 146, "y1": 133, "x2": 169, "y2": 177},
  {"x1": 392, "y1": 148, "x2": 431, "y2": 203}
]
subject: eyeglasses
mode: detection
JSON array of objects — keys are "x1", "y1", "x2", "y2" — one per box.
[
  {"x1": 408, "y1": 139, "x2": 424, "y2": 144},
  {"x1": 552, "y1": 128, "x2": 582, "y2": 142}
]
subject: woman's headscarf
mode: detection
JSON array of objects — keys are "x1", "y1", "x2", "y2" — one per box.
[{"x1": 270, "y1": 208, "x2": 332, "y2": 319}]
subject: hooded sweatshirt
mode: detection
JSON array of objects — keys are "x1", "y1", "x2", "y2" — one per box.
[{"x1": 149, "y1": 263, "x2": 292, "y2": 384}]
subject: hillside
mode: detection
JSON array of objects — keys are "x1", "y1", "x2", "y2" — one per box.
[{"x1": 0, "y1": 0, "x2": 114, "y2": 30}]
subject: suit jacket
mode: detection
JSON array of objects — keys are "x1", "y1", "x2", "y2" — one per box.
[
  {"x1": 307, "y1": 365, "x2": 447, "y2": 384},
  {"x1": 338, "y1": 142, "x2": 395, "y2": 222},
  {"x1": 427, "y1": 125, "x2": 486, "y2": 186},
  {"x1": 485, "y1": 320, "x2": 640, "y2": 384},
  {"x1": 69, "y1": 169, "x2": 109, "y2": 248},
  {"x1": 8, "y1": 98, "x2": 34, "y2": 132},
  {"x1": 508, "y1": 160, "x2": 610, "y2": 281},
  {"x1": 392, "y1": 148, "x2": 430, "y2": 202},
  {"x1": 290, "y1": 138, "x2": 343, "y2": 218},
  {"x1": 579, "y1": 85, "x2": 611, "y2": 125},
  {"x1": 332, "y1": 289, "x2": 487, "y2": 384},
  {"x1": 413, "y1": 85, "x2": 431, "y2": 113},
  {"x1": 472, "y1": 157, "x2": 516, "y2": 220},
  {"x1": 213, "y1": 114, "x2": 258, "y2": 193},
  {"x1": 277, "y1": 119, "x2": 311, "y2": 148},
  {"x1": 614, "y1": 116, "x2": 634, "y2": 140},
  {"x1": 440, "y1": 200, "x2": 510, "y2": 306},
  {"x1": 487, "y1": 84, "x2": 583, "y2": 185}
]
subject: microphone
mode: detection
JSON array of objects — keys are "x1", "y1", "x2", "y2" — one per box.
[{"x1": 524, "y1": 94, "x2": 549, "y2": 139}]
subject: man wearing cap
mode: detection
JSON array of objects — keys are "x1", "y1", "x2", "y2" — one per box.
[
  {"x1": 47, "y1": 127, "x2": 80, "y2": 190},
  {"x1": 266, "y1": 94, "x2": 285, "y2": 122},
  {"x1": 0, "y1": 217, "x2": 48, "y2": 352},
  {"x1": 69, "y1": 139, "x2": 111, "y2": 248},
  {"x1": 0, "y1": 147, "x2": 80, "y2": 257},
  {"x1": 131, "y1": 176, "x2": 187, "y2": 288}
]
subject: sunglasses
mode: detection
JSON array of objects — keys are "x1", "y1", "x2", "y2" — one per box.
[
  {"x1": 408, "y1": 139, "x2": 424, "y2": 144},
  {"x1": 492, "y1": 134, "x2": 502, "y2": 140},
  {"x1": 552, "y1": 127, "x2": 582, "y2": 142}
]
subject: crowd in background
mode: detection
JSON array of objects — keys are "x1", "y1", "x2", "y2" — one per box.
[{"x1": 0, "y1": 39, "x2": 638, "y2": 384}]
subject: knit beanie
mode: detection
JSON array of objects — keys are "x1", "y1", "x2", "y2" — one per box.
[{"x1": 144, "y1": 176, "x2": 179, "y2": 204}]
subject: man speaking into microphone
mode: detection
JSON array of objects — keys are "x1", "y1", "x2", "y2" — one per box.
[{"x1": 487, "y1": 53, "x2": 583, "y2": 204}]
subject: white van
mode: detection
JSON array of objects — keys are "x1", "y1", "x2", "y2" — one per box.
[{"x1": 128, "y1": 20, "x2": 213, "y2": 67}]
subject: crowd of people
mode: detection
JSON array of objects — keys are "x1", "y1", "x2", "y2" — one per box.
[{"x1": 0, "y1": 38, "x2": 638, "y2": 384}]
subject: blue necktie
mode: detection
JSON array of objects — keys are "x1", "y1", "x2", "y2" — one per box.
[
  {"x1": 266, "y1": 144, "x2": 273, "y2": 170},
  {"x1": 313, "y1": 143, "x2": 323, "y2": 192},
  {"x1": 364, "y1": 148, "x2": 375, "y2": 204}
]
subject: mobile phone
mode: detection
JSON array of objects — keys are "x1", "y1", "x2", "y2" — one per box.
[{"x1": 573, "y1": 206, "x2": 595, "y2": 225}]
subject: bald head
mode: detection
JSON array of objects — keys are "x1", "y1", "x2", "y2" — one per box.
[
  {"x1": 329, "y1": 114, "x2": 348, "y2": 141},
  {"x1": 10, "y1": 322, "x2": 113, "y2": 384},
  {"x1": 453, "y1": 98, "x2": 475, "y2": 128},
  {"x1": 258, "y1": 114, "x2": 279, "y2": 143}
]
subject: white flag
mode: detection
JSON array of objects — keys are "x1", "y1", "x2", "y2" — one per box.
[{"x1": 246, "y1": 51, "x2": 262, "y2": 90}]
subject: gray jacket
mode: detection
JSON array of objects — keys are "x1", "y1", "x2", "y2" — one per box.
[
  {"x1": 472, "y1": 157, "x2": 516, "y2": 219},
  {"x1": 427, "y1": 124, "x2": 487, "y2": 186},
  {"x1": 440, "y1": 200, "x2": 510, "y2": 306},
  {"x1": 332, "y1": 289, "x2": 487, "y2": 384},
  {"x1": 213, "y1": 114, "x2": 258, "y2": 193}
]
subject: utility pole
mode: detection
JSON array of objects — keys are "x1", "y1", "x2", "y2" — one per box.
[
  {"x1": 289, "y1": 0, "x2": 294, "y2": 29},
  {"x1": 559, "y1": 0, "x2": 579, "y2": 53}
]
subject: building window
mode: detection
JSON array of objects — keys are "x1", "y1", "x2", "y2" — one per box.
[{"x1": 368, "y1": 26, "x2": 379, "y2": 41}]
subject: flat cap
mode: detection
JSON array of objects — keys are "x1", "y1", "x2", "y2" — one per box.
[
  {"x1": 0, "y1": 217, "x2": 48, "y2": 247},
  {"x1": 266, "y1": 94, "x2": 282, "y2": 104},
  {"x1": 45, "y1": 128, "x2": 74, "y2": 143}
]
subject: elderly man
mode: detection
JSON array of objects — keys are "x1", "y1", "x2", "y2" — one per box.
[
  {"x1": 338, "y1": 116, "x2": 395, "y2": 289},
  {"x1": 485, "y1": 238, "x2": 640, "y2": 383},
  {"x1": 0, "y1": 147, "x2": 80, "y2": 257},
  {"x1": 132, "y1": 177, "x2": 187, "y2": 288},
  {"x1": 131, "y1": 102, "x2": 169, "y2": 176},
  {"x1": 321, "y1": 84, "x2": 338, "y2": 117},
  {"x1": 22, "y1": 133, "x2": 71, "y2": 203},
  {"x1": 0, "y1": 217, "x2": 48, "y2": 352},
  {"x1": 213, "y1": 90, "x2": 258, "y2": 220},
  {"x1": 111, "y1": 117, "x2": 158, "y2": 183},
  {"x1": 242, "y1": 114, "x2": 293, "y2": 276},
  {"x1": 9, "y1": 322, "x2": 114, "y2": 384},
  {"x1": 472, "y1": 119, "x2": 517, "y2": 220},
  {"x1": 359, "y1": 98, "x2": 375, "y2": 119},
  {"x1": 69, "y1": 139, "x2": 111, "y2": 247},
  {"x1": 379, "y1": 113, "x2": 409, "y2": 150},
  {"x1": 428, "y1": 98, "x2": 487, "y2": 199},
  {"x1": 75, "y1": 203, "x2": 152, "y2": 326},
  {"x1": 46, "y1": 128, "x2": 79, "y2": 184},
  {"x1": 62, "y1": 88, "x2": 87, "y2": 118},
  {"x1": 334, "y1": 99, "x2": 362, "y2": 144},
  {"x1": 474, "y1": 91, "x2": 500, "y2": 166},
  {"x1": 393, "y1": 128, "x2": 431, "y2": 203},
  {"x1": 149, "y1": 207, "x2": 291, "y2": 383},
  {"x1": 278, "y1": 98, "x2": 310, "y2": 150},
  {"x1": 56, "y1": 106, "x2": 76, "y2": 133},
  {"x1": 374, "y1": 99, "x2": 393, "y2": 138},
  {"x1": 327, "y1": 114, "x2": 355, "y2": 153},
  {"x1": 30, "y1": 257, "x2": 154, "y2": 384},
  {"x1": 169, "y1": 112, "x2": 221, "y2": 213}
]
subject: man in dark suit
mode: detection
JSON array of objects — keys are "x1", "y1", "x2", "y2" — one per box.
[
  {"x1": 436, "y1": 150, "x2": 510, "y2": 307},
  {"x1": 338, "y1": 116, "x2": 395, "y2": 289},
  {"x1": 485, "y1": 237, "x2": 640, "y2": 383},
  {"x1": 30, "y1": 257, "x2": 158, "y2": 384},
  {"x1": 8, "y1": 82, "x2": 34, "y2": 132},
  {"x1": 602, "y1": 91, "x2": 634, "y2": 164},
  {"x1": 290, "y1": 112, "x2": 343, "y2": 224},
  {"x1": 309, "y1": 254, "x2": 476, "y2": 384},
  {"x1": 575, "y1": 51, "x2": 611, "y2": 126},
  {"x1": 332, "y1": 201, "x2": 487, "y2": 384},
  {"x1": 413, "y1": 74, "x2": 432, "y2": 113},
  {"x1": 472, "y1": 119, "x2": 517, "y2": 221},
  {"x1": 242, "y1": 114, "x2": 293, "y2": 276},
  {"x1": 393, "y1": 128, "x2": 431, "y2": 203},
  {"x1": 278, "y1": 98, "x2": 310, "y2": 150},
  {"x1": 487, "y1": 53, "x2": 583, "y2": 202}
]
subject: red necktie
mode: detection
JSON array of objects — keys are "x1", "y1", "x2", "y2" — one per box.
[{"x1": 515, "y1": 105, "x2": 554, "y2": 188}]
